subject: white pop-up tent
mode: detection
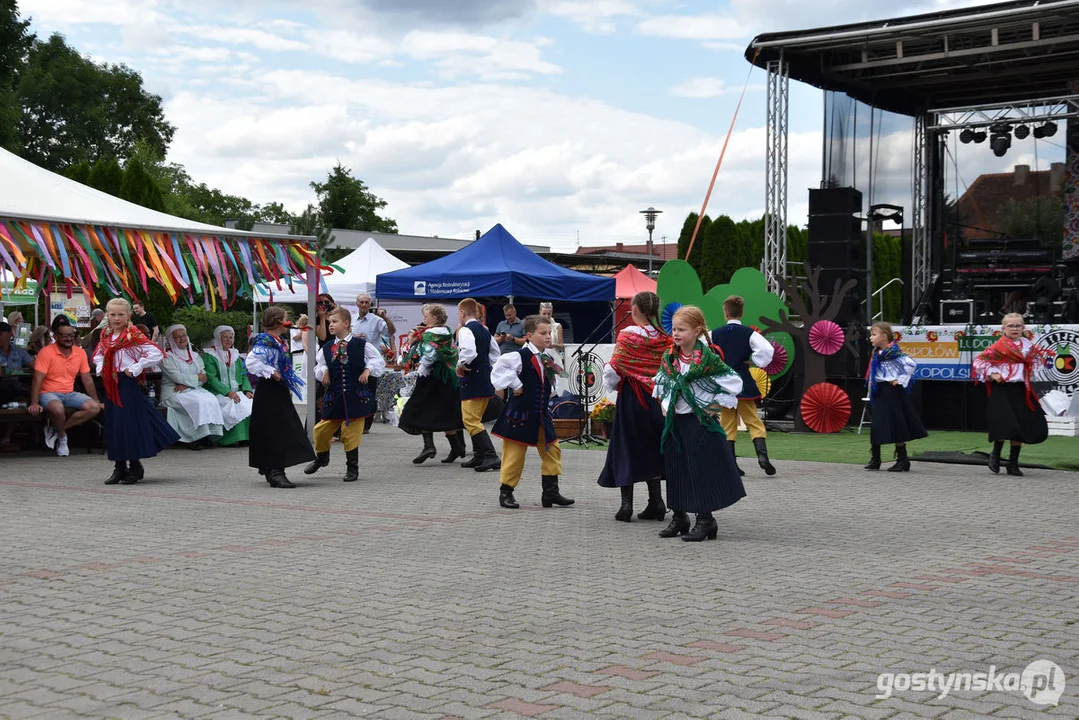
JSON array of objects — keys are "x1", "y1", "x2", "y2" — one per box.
[{"x1": 256, "y1": 237, "x2": 408, "y2": 303}]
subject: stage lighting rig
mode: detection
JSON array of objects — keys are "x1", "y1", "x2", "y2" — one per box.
[
  {"x1": 989, "y1": 123, "x2": 1012, "y2": 157},
  {"x1": 1033, "y1": 121, "x2": 1058, "y2": 138},
  {"x1": 1013, "y1": 124, "x2": 1030, "y2": 140},
  {"x1": 959, "y1": 129, "x2": 974, "y2": 144},
  {"x1": 972, "y1": 129, "x2": 987, "y2": 143}
]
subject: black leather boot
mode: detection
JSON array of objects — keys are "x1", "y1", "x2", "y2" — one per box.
[
  {"x1": 304, "y1": 451, "x2": 330, "y2": 475},
  {"x1": 127, "y1": 460, "x2": 145, "y2": 481},
  {"x1": 1006, "y1": 444, "x2": 1024, "y2": 476},
  {"x1": 729, "y1": 440, "x2": 744, "y2": 476},
  {"x1": 753, "y1": 437, "x2": 777, "y2": 476},
  {"x1": 988, "y1": 440, "x2": 1004, "y2": 474},
  {"x1": 499, "y1": 483, "x2": 519, "y2": 509},
  {"x1": 461, "y1": 432, "x2": 482, "y2": 468},
  {"x1": 442, "y1": 431, "x2": 467, "y2": 463},
  {"x1": 637, "y1": 478, "x2": 667, "y2": 520},
  {"x1": 888, "y1": 445, "x2": 910, "y2": 472},
  {"x1": 267, "y1": 469, "x2": 296, "y2": 488},
  {"x1": 105, "y1": 461, "x2": 127, "y2": 485},
  {"x1": 541, "y1": 474, "x2": 574, "y2": 507},
  {"x1": 658, "y1": 511, "x2": 690, "y2": 538},
  {"x1": 413, "y1": 433, "x2": 437, "y2": 464},
  {"x1": 615, "y1": 485, "x2": 633, "y2": 522},
  {"x1": 682, "y1": 513, "x2": 718, "y2": 542},
  {"x1": 343, "y1": 448, "x2": 359, "y2": 482},
  {"x1": 472, "y1": 430, "x2": 502, "y2": 473},
  {"x1": 864, "y1": 444, "x2": 881, "y2": 470}
]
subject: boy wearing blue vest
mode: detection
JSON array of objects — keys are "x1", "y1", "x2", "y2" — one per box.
[
  {"x1": 304, "y1": 307, "x2": 385, "y2": 482},
  {"x1": 490, "y1": 314, "x2": 573, "y2": 509},
  {"x1": 710, "y1": 296, "x2": 777, "y2": 476},
  {"x1": 455, "y1": 299, "x2": 503, "y2": 472}
]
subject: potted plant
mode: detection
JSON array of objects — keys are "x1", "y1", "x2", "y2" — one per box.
[{"x1": 590, "y1": 399, "x2": 616, "y2": 437}]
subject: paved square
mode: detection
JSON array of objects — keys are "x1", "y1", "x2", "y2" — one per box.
[{"x1": 2, "y1": 427, "x2": 1077, "y2": 718}]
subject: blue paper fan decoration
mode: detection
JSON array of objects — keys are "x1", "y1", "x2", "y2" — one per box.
[{"x1": 661, "y1": 302, "x2": 683, "y2": 334}]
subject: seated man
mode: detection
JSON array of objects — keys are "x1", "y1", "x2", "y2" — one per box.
[
  {"x1": 160, "y1": 324, "x2": 224, "y2": 449},
  {"x1": 0, "y1": 321, "x2": 34, "y2": 451},
  {"x1": 27, "y1": 324, "x2": 103, "y2": 457}
]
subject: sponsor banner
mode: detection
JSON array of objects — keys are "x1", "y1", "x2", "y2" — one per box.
[
  {"x1": 893, "y1": 324, "x2": 1079, "y2": 394},
  {"x1": 412, "y1": 280, "x2": 472, "y2": 297}
]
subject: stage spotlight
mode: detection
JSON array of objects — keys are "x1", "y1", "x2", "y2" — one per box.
[
  {"x1": 990, "y1": 133, "x2": 1011, "y2": 157},
  {"x1": 959, "y1": 129, "x2": 974, "y2": 144},
  {"x1": 1014, "y1": 124, "x2": 1030, "y2": 140},
  {"x1": 1033, "y1": 121, "x2": 1058, "y2": 138},
  {"x1": 972, "y1": 130, "x2": 987, "y2": 143}
]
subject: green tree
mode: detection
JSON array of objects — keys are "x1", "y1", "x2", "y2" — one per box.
[
  {"x1": 699, "y1": 215, "x2": 739, "y2": 289},
  {"x1": 997, "y1": 196, "x2": 1066, "y2": 246},
  {"x1": 677, "y1": 211, "x2": 712, "y2": 277},
  {"x1": 310, "y1": 162, "x2": 397, "y2": 233},
  {"x1": 119, "y1": 156, "x2": 169, "y2": 212},
  {"x1": 0, "y1": 0, "x2": 32, "y2": 154},
  {"x1": 87, "y1": 156, "x2": 123, "y2": 196},
  {"x1": 16, "y1": 33, "x2": 175, "y2": 171},
  {"x1": 63, "y1": 159, "x2": 92, "y2": 184}
]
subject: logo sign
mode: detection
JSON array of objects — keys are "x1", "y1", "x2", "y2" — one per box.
[
  {"x1": 413, "y1": 281, "x2": 427, "y2": 296},
  {"x1": 957, "y1": 335, "x2": 997, "y2": 353},
  {"x1": 1021, "y1": 659, "x2": 1066, "y2": 706},
  {"x1": 568, "y1": 350, "x2": 603, "y2": 405},
  {"x1": 1034, "y1": 329, "x2": 1079, "y2": 394}
]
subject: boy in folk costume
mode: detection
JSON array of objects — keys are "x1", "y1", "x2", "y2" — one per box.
[
  {"x1": 202, "y1": 325, "x2": 254, "y2": 447},
  {"x1": 710, "y1": 295, "x2": 776, "y2": 476},
  {"x1": 972, "y1": 313, "x2": 1052, "y2": 476},
  {"x1": 93, "y1": 298, "x2": 180, "y2": 485},
  {"x1": 246, "y1": 306, "x2": 316, "y2": 489},
  {"x1": 491, "y1": 314, "x2": 573, "y2": 509},
  {"x1": 455, "y1": 298, "x2": 502, "y2": 472},
  {"x1": 161, "y1": 324, "x2": 225, "y2": 448},
  {"x1": 864, "y1": 322, "x2": 927, "y2": 472},
  {"x1": 598, "y1": 291, "x2": 671, "y2": 522},
  {"x1": 304, "y1": 307, "x2": 386, "y2": 482},
  {"x1": 653, "y1": 306, "x2": 745, "y2": 542}
]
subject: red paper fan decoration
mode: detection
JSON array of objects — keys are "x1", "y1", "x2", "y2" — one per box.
[
  {"x1": 808, "y1": 320, "x2": 844, "y2": 356},
  {"x1": 765, "y1": 340, "x2": 787, "y2": 376},
  {"x1": 800, "y1": 382, "x2": 851, "y2": 433}
]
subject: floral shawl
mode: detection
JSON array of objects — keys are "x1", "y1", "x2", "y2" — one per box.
[
  {"x1": 98, "y1": 324, "x2": 154, "y2": 406},
  {"x1": 973, "y1": 336, "x2": 1053, "y2": 410},
  {"x1": 866, "y1": 342, "x2": 914, "y2": 404},
  {"x1": 655, "y1": 340, "x2": 738, "y2": 451},
  {"x1": 405, "y1": 327, "x2": 459, "y2": 389},
  {"x1": 609, "y1": 326, "x2": 671, "y2": 407},
  {"x1": 250, "y1": 332, "x2": 304, "y2": 399}
]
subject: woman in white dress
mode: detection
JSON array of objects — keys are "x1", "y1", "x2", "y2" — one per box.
[
  {"x1": 539, "y1": 302, "x2": 564, "y2": 394},
  {"x1": 160, "y1": 324, "x2": 225, "y2": 449}
]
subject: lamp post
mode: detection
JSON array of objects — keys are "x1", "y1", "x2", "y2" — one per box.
[{"x1": 639, "y1": 207, "x2": 662, "y2": 275}]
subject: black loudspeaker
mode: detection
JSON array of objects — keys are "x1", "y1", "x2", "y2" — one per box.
[
  {"x1": 809, "y1": 239, "x2": 864, "y2": 268},
  {"x1": 809, "y1": 187, "x2": 862, "y2": 216},
  {"x1": 807, "y1": 215, "x2": 863, "y2": 244}
]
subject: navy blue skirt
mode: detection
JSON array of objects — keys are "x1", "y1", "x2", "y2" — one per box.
[
  {"x1": 249, "y1": 378, "x2": 316, "y2": 470},
  {"x1": 597, "y1": 380, "x2": 664, "y2": 488},
  {"x1": 664, "y1": 413, "x2": 746, "y2": 514},
  {"x1": 104, "y1": 374, "x2": 179, "y2": 462},
  {"x1": 987, "y1": 381, "x2": 1048, "y2": 444},
  {"x1": 870, "y1": 383, "x2": 928, "y2": 445},
  {"x1": 399, "y1": 374, "x2": 464, "y2": 434}
]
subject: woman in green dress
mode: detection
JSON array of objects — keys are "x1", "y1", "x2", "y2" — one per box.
[{"x1": 202, "y1": 325, "x2": 254, "y2": 446}]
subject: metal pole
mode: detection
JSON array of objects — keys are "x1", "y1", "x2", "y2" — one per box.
[
  {"x1": 647, "y1": 228, "x2": 654, "y2": 276},
  {"x1": 866, "y1": 106, "x2": 875, "y2": 324}
]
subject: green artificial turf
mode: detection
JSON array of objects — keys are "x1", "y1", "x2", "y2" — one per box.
[{"x1": 565, "y1": 429, "x2": 1079, "y2": 472}]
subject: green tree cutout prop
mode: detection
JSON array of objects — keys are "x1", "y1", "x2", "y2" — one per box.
[{"x1": 656, "y1": 260, "x2": 795, "y2": 380}]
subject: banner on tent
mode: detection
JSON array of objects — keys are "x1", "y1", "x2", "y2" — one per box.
[{"x1": 411, "y1": 280, "x2": 472, "y2": 297}]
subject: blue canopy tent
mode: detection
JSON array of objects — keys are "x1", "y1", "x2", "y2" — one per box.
[{"x1": 375, "y1": 224, "x2": 618, "y2": 342}]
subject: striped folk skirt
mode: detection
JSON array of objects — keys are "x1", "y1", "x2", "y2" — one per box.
[{"x1": 664, "y1": 413, "x2": 746, "y2": 514}]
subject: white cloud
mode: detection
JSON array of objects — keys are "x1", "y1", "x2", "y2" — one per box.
[
  {"x1": 177, "y1": 25, "x2": 310, "y2": 52},
  {"x1": 669, "y1": 77, "x2": 727, "y2": 99},
  {"x1": 540, "y1": 0, "x2": 641, "y2": 34},
  {"x1": 635, "y1": 14, "x2": 747, "y2": 41}
]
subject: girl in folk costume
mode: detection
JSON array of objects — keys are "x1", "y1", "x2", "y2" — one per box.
[
  {"x1": 972, "y1": 313, "x2": 1053, "y2": 476},
  {"x1": 304, "y1": 306, "x2": 386, "y2": 483},
  {"x1": 864, "y1": 322, "x2": 927, "y2": 472},
  {"x1": 202, "y1": 325, "x2": 254, "y2": 447},
  {"x1": 161, "y1": 324, "x2": 225, "y2": 448},
  {"x1": 597, "y1": 291, "x2": 672, "y2": 522},
  {"x1": 398, "y1": 304, "x2": 468, "y2": 464},
  {"x1": 652, "y1": 306, "x2": 745, "y2": 542},
  {"x1": 246, "y1": 306, "x2": 316, "y2": 489},
  {"x1": 92, "y1": 298, "x2": 179, "y2": 485}
]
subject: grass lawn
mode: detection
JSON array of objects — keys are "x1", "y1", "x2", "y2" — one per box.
[{"x1": 564, "y1": 429, "x2": 1079, "y2": 472}]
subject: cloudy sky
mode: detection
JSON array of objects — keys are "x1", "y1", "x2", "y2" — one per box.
[{"x1": 21, "y1": 0, "x2": 1062, "y2": 251}]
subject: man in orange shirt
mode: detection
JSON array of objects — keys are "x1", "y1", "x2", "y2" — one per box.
[{"x1": 28, "y1": 324, "x2": 102, "y2": 457}]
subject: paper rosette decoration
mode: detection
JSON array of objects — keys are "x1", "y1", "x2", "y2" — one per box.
[
  {"x1": 764, "y1": 340, "x2": 788, "y2": 376},
  {"x1": 800, "y1": 382, "x2": 851, "y2": 433},
  {"x1": 661, "y1": 302, "x2": 683, "y2": 334},
  {"x1": 808, "y1": 319, "x2": 844, "y2": 356},
  {"x1": 749, "y1": 367, "x2": 771, "y2": 397}
]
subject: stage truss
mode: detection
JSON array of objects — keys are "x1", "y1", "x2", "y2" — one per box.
[{"x1": 763, "y1": 57, "x2": 789, "y2": 296}]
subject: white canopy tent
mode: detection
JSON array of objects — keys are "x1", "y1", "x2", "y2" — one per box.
[{"x1": 256, "y1": 237, "x2": 408, "y2": 303}]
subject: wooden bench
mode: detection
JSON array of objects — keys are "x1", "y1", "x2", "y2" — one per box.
[{"x1": 0, "y1": 406, "x2": 105, "y2": 453}]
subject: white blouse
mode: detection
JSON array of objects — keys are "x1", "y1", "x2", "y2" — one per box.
[
  {"x1": 92, "y1": 332, "x2": 164, "y2": 375},
  {"x1": 414, "y1": 326, "x2": 451, "y2": 377},
  {"x1": 602, "y1": 325, "x2": 659, "y2": 392},
  {"x1": 456, "y1": 323, "x2": 501, "y2": 370},
  {"x1": 870, "y1": 349, "x2": 918, "y2": 387},
  {"x1": 652, "y1": 355, "x2": 742, "y2": 415},
  {"x1": 314, "y1": 334, "x2": 387, "y2": 382},
  {"x1": 491, "y1": 341, "x2": 547, "y2": 392},
  {"x1": 974, "y1": 337, "x2": 1034, "y2": 383}
]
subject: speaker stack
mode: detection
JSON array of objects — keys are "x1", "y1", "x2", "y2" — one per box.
[{"x1": 807, "y1": 187, "x2": 866, "y2": 379}]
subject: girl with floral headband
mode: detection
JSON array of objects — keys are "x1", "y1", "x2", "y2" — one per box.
[
  {"x1": 972, "y1": 313, "x2": 1052, "y2": 476},
  {"x1": 652, "y1": 305, "x2": 745, "y2": 542},
  {"x1": 92, "y1": 298, "x2": 179, "y2": 485}
]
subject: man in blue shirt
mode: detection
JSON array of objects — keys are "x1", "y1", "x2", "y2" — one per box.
[
  {"x1": 0, "y1": 321, "x2": 34, "y2": 450},
  {"x1": 494, "y1": 304, "x2": 526, "y2": 354}
]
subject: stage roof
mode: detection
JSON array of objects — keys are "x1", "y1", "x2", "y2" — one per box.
[{"x1": 745, "y1": 0, "x2": 1079, "y2": 116}]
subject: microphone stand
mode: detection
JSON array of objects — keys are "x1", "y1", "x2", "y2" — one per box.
[{"x1": 563, "y1": 299, "x2": 629, "y2": 447}]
